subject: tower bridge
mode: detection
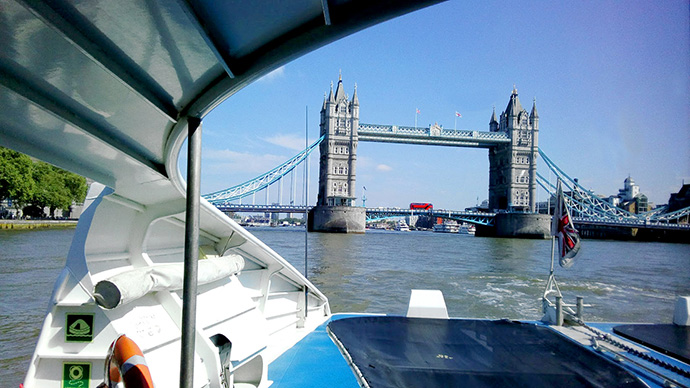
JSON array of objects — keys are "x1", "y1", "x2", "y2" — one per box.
[
  {"x1": 204, "y1": 76, "x2": 690, "y2": 239},
  {"x1": 312, "y1": 75, "x2": 540, "y2": 233}
]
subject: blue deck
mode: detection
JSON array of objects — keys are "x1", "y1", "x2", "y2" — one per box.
[{"x1": 268, "y1": 314, "x2": 360, "y2": 388}]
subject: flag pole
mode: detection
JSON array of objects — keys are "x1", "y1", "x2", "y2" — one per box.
[
  {"x1": 550, "y1": 178, "x2": 561, "y2": 276},
  {"x1": 454, "y1": 111, "x2": 461, "y2": 130},
  {"x1": 543, "y1": 178, "x2": 561, "y2": 314}
]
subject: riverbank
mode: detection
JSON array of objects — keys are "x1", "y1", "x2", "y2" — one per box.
[{"x1": 0, "y1": 219, "x2": 77, "y2": 229}]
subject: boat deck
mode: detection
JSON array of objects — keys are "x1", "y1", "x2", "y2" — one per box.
[
  {"x1": 268, "y1": 314, "x2": 360, "y2": 388},
  {"x1": 268, "y1": 315, "x2": 690, "y2": 388}
]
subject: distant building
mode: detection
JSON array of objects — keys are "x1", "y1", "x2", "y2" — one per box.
[
  {"x1": 619, "y1": 194, "x2": 648, "y2": 214},
  {"x1": 618, "y1": 176, "x2": 640, "y2": 201},
  {"x1": 605, "y1": 195, "x2": 620, "y2": 207},
  {"x1": 668, "y1": 184, "x2": 690, "y2": 212},
  {"x1": 614, "y1": 176, "x2": 648, "y2": 214},
  {"x1": 465, "y1": 199, "x2": 489, "y2": 213},
  {"x1": 1, "y1": 198, "x2": 84, "y2": 219},
  {"x1": 636, "y1": 193, "x2": 648, "y2": 213}
]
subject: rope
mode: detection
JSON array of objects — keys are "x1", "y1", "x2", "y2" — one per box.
[{"x1": 574, "y1": 319, "x2": 690, "y2": 381}]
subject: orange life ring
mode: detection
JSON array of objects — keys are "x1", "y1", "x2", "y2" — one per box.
[{"x1": 104, "y1": 334, "x2": 154, "y2": 388}]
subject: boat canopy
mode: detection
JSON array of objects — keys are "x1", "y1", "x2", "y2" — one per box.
[{"x1": 0, "y1": 0, "x2": 439, "y2": 204}]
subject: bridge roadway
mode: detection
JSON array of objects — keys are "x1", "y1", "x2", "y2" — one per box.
[
  {"x1": 213, "y1": 203, "x2": 690, "y2": 230},
  {"x1": 213, "y1": 204, "x2": 495, "y2": 226},
  {"x1": 357, "y1": 123, "x2": 510, "y2": 148}
]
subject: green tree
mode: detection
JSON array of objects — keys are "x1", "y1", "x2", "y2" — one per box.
[
  {"x1": 31, "y1": 162, "x2": 88, "y2": 217},
  {"x1": 1, "y1": 147, "x2": 88, "y2": 217},
  {"x1": 32, "y1": 162, "x2": 71, "y2": 217},
  {"x1": 0, "y1": 146, "x2": 35, "y2": 210},
  {"x1": 63, "y1": 170, "x2": 88, "y2": 204}
]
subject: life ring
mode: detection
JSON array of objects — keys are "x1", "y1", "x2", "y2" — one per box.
[{"x1": 104, "y1": 334, "x2": 154, "y2": 388}]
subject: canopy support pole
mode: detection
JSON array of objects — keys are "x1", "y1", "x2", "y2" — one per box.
[{"x1": 180, "y1": 117, "x2": 202, "y2": 388}]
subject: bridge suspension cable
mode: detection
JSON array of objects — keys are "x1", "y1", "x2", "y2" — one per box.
[
  {"x1": 203, "y1": 135, "x2": 325, "y2": 204},
  {"x1": 537, "y1": 148, "x2": 690, "y2": 226}
]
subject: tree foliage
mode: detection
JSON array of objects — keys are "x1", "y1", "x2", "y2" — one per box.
[
  {"x1": 0, "y1": 146, "x2": 88, "y2": 216},
  {"x1": 0, "y1": 147, "x2": 35, "y2": 207}
]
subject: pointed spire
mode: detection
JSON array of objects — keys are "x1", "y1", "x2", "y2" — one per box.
[
  {"x1": 489, "y1": 105, "x2": 499, "y2": 132},
  {"x1": 322, "y1": 92, "x2": 327, "y2": 110},
  {"x1": 505, "y1": 85, "x2": 523, "y2": 117},
  {"x1": 328, "y1": 81, "x2": 334, "y2": 102},
  {"x1": 352, "y1": 83, "x2": 359, "y2": 106},
  {"x1": 334, "y1": 73, "x2": 345, "y2": 101},
  {"x1": 490, "y1": 105, "x2": 498, "y2": 123},
  {"x1": 530, "y1": 97, "x2": 539, "y2": 118}
]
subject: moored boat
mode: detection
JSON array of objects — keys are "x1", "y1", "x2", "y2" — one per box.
[
  {"x1": 459, "y1": 223, "x2": 476, "y2": 235},
  {"x1": 394, "y1": 219, "x2": 411, "y2": 231},
  {"x1": 433, "y1": 222, "x2": 459, "y2": 233}
]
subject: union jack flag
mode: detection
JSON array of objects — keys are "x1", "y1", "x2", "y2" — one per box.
[{"x1": 552, "y1": 180, "x2": 581, "y2": 268}]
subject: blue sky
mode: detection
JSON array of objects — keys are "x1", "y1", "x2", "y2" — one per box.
[{"x1": 199, "y1": 1, "x2": 689, "y2": 210}]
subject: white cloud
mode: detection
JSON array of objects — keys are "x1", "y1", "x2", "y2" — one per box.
[
  {"x1": 356, "y1": 155, "x2": 373, "y2": 169},
  {"x1": 376, "y1": 164, "x2": 393, "y2": 172},
  {"x1": 264, "y1": 133, "x2": 309, "y2": 151},
  {"x1": 258, "y1": 66, "x2": 285, "y2": 83},
  {"x1": 204, "y1": 148, "x2": 286, "y2": 174}
]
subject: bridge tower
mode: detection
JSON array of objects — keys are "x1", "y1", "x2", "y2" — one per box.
[
  {"x1": 488, "y1": 87, "x2": 539, "y2": 212},
  {"x1": 317, "y1": 74, "x2": 359, "y2": 206},
  {"x1": 310, "y1": 75, "x2": 365, "y2": 232}
]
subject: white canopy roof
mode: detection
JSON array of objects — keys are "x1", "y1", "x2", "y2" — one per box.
[{"x1": 0, "y1": 0, "x2": 439, "y2": 204}]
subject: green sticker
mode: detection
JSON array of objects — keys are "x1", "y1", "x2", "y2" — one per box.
[
  {"x1": 62, "y1": 362, "x2": 90, "y2": 388},
  {"x1": 65, "y1": 313, "x2": 94, "y2": 342}
]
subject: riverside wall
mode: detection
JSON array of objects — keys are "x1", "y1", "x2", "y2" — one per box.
[
  {"x1": 575, "y1": 223, "x2": 690, "y2": 243},
  {"x1": 476, "y1": 214, "x2": 689, "y2": 243},
  {"x1": 0, "y1": 220, "x2": 78, "y2": 229}
]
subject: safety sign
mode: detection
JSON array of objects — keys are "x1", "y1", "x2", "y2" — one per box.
[
  {"x1": 65, "y1": 313, "x2": 94, "y2": 342},
  {"x1": 62, "y1": 362, "x2": 90, "y2": 388}
]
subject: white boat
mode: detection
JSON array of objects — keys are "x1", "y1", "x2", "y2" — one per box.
[
  {"x1": 2, "y1": 1, "x2": 688, "y2": 387},
  {"x1": 459, "y1": 224, "x2": 476, "y2": 235},
  {"x1": 433, "y1": 222, "x2": 459, "y2": 233},
  {"x1": 394, "y1": 219, "x2": 411, "y2": 231}
]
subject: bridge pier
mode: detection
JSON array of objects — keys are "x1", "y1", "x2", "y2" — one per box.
[
  {"x1": 476, "y1": 212, "x2": 550, "y2": 239},
  {"x1": 309, "y1": 206, "x2": 365, "y2": 233}
]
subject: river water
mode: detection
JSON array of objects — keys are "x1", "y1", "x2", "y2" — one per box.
[{"x1": 1, "y1": 227, "x2": 688, "y2": 386}]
